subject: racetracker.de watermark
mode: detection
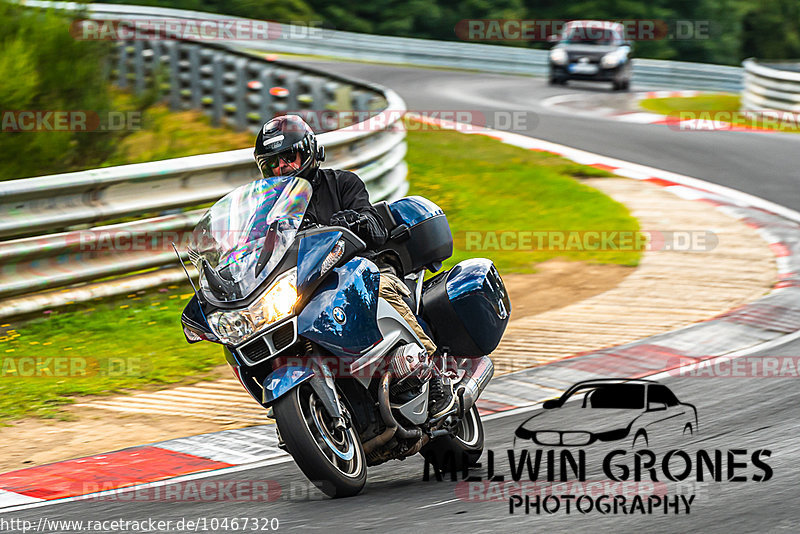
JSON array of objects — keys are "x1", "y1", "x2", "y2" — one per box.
[
  {"x1": 70, "y1": 18, "x2": 323, "y2": 41},
  {"x1": 80, "y1": 480, "x2": 282, "y2": 502},
  {"x1": 455, "y1": 19, "x2": 711, "y2": 41},
  {"x1": 665, "y1": 110, "x2": 800, "y2": 132},
  {"x1": 277, "y1": 110, "x2": 537, "y2": 133},
  {"x1": 0, "y1": 357, "x2": 148, "y2": 378},
  {"x1": 666, "y1": 356, "x2": 800, "y2": 378},
  {"x1": 457, "y1": 230, "x2": 718, "y2": 252},
  {"x1": 1, "y1": 111, "x2": 141, "y2": 132}
]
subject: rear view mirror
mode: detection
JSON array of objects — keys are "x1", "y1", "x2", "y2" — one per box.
[
  {"x1": 547, "y1": 34, "x2": 559, "y2": 44},
  {"x1": 648, "y1": 401, "x2": 667, "y2": 411},
  {"x1": 542, "y1": 399, "x2": 560, "y2": 409}
]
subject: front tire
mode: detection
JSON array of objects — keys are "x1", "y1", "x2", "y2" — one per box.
[
  {"x1": 421, "y1": 404, "x2": 484, "y2": 469},
  {"x1": 273, "y1": 384, "x2": 366, "y2": 498}
]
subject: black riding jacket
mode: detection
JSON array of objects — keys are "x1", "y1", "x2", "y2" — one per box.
[{"x1": 303, "y1": 169, "x2": 389, "y2": 250}]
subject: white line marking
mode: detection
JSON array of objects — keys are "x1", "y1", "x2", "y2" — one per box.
[
  {"x1": 0, "y1": 490, "x2": 42, "y2": 509},
  {"x1": 418, "y1": 498, "x2": 461, "y2": 509}
]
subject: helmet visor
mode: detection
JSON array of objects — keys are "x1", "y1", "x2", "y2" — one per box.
[
  {"x1": 256, "y1": 148, "x2": 301, "y2": 178},
  {"x1": 255, "y1": 137, "x2": 315, "y2": 179}
]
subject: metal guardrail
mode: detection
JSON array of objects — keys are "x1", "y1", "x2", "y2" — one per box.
[
  {"x1": 741, "y1": 58, "x2": 800, "y2": 113},
  {"x1": 27, "y1": 2, "x2": 744, "y2": 92},
  {"x1": 253, "y1": 33, "x2": 744, "y2": 92},
  {"x1": 1, "y1": 3, "x2": 410, "y2": 318},
  {"x1": 4, "y1": 1, "x2": 749, "y2": 317}
]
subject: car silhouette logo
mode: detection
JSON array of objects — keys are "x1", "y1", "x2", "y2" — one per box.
[{"x1": 515, "y1": 379, "x2": 698, "y2": 449}]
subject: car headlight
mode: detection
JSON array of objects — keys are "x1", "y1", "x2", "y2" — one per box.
[
  {"x1": 550, "y1": 48, "x2": 567, "y2": 65},
  {"x1": 601, "y1": 51, "x2": 625, "y2": 69},
  {"x1": 208, "y1": 268, "x2": 298, "y2": 345}
]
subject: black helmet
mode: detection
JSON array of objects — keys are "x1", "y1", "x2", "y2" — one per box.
[{"x1": 254, "y1": 115, "x2": 325, "y2": 180}]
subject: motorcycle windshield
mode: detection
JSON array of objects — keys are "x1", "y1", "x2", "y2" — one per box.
[{"x1": 188, "y1": 176, "x2": 312, "y2": 303}]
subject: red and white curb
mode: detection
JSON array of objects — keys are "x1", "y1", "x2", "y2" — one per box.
[
  {"x1": 0, "y1": 427, "x2": 284, "y2": 509},
  {"x1": 2, "y1": 118, "x2": 798, "y2": 511},
  {"x1": 542, "y1": 90, "x2": 792, "y2": 133}
]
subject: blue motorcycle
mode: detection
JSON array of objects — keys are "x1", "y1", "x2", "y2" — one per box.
[{"x1": 181, "y1": 175, "x2": 510, "y2": 497}]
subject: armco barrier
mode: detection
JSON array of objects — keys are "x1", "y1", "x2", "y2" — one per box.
[
  {"x1": 25, "y1": 1, "x2": 743, "y2": 92},
  {"x1": 742, "y1": 58, "x2": 800, "y2": 113},
  {"x1": 0, "y1": 5, "x2": 409, "y2": 318}
]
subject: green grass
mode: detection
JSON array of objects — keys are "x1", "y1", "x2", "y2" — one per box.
[
  {"x1": 405, "y1": 123, "x2": 642, "y2": 272},
  {"x1": 101, "y1": 99, "x2": 253, "y2": 166},
  {"x1": 0, "y1": 286, "x2": 223, "y2": 423},
  {"x1": 640, "y1": 94, "x2": 741, "y2": 115},
  {"x1": 0, "y1": 120, "x2": 641, "y2": 423},
  {"x1": 640, "y1": 94, "x2": 800, "y2": 133}
]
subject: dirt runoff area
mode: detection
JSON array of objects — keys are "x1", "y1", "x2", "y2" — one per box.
[{"x1": 0, "y1": 259, "x2": 632, "y2": 473}]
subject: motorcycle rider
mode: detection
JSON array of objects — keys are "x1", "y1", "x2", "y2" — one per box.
[{"x1": 254, "y1": 115, "x2": 455, "y2": 417}]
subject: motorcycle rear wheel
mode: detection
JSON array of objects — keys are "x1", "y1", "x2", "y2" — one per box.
[
  {"x1": 273, "y1": 384, "x2": 366, "y2": 498},
  {"x1": 421, "y1": 404, "x2": 484, "y2": 469}
]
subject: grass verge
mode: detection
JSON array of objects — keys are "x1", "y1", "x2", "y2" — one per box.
[
  {"x1": 405, "y1": 122, "x2": 641, "y2": 272},
  {"x1": 0, "y1": 123, "x2": 641, "y2": 422},
  {"x1": 640, "y1": 94, "x2": 800, "y2": 133},
  {"x1": 640, "y1": 94, "x2": 741, "y2": 115}
]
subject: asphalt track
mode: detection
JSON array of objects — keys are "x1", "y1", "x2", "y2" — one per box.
[
  {"x1": 4, "y1": 65, "x2": 800, "y2": 533},
  {"x1": 6, "y1": 337, "x2": 799, "y2": 532},
  {"x1": 309, "y1": 61, "x2": 800, "y2": 212}
]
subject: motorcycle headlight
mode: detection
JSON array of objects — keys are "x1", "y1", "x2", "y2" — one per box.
[
  {"x1": 601, "y1": 51, "x2": 625, "y2": 69},
  {"x1": 208, "y1": 268, "x2": 298, "y2": 345},
  {"x1": 550, "y1": 48, "x2": 568, "y2": 65},
  {"x1": 252, "y1": 268, "x2": 298, "y2": 326},
  {"x1": 208, "y1": 309, "x2": 254, "y2": 345}
]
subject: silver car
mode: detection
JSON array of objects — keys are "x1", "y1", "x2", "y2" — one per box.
[{"x1": 548, "y1": 20, "x2": 633, "y2": 91}]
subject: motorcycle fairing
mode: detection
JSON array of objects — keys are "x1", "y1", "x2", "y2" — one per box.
[
  {"x1": 296, "y1": 229, "x2": 342, "y2": 294},
  {"x1": 180, "y1": 295, "x2": 219, "y2": 344},
  {"x1": 261, "y1": 365, "x2": 314, "y2": 404},
  {"x1": 297, "y1": 257, "x2": 383, "y2": 356}
]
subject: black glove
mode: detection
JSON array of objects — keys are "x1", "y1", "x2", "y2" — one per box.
[
  {"x1": 330, "y1": 209, "x2": 388, "y2": 249},
  {"x1": 330, "y1": 209, "x2": 362, "y2": 229}
]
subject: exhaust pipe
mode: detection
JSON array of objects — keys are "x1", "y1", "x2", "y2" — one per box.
[
  {"x1": 455, "y1": 356, "x2": 494, "y2": 414},
  {"x1": 378, "y1": 371, "x2": 422, "y2": 440}
]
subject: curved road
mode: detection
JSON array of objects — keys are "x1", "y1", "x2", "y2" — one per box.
[{"x1": 5, "y1": 65, "x2": 800, "y2": 533}]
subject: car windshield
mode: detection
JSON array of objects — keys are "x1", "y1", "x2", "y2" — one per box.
[
  {"x1": 562, "y1": 27, "x2": 619, "y2": 45},
  {"x1": 187, "y1": 176, "x2": 312, "y2": 303},
  {"x1": 567, "y1": 384, "x2": 645, "y2": 409}
]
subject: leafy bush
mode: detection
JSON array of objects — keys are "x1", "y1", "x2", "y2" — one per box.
[{"x1": 0, "y1": 4, "x2": 114, "y2": 180}]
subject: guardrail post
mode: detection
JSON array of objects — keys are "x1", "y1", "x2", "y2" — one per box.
[
  {"x1": 161, "y1": 41, "x2": 179, "y2": 110},
  {"x1": 133, "y1": 41, "x2": 146, "y2": 94},
  {"x1": 231, "y1": 57, "x2": 249, "y2": 130},
  {"x1": 187, "y1": 44, "x2": 202, "y2": 110}
]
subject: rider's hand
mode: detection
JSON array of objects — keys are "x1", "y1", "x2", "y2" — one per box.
[{"x1": 330, "y1": 209, "x2": 361, "y2": 229}]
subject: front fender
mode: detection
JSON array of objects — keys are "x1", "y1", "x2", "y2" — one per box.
[
  {"x1": 262, "y1": 365, "x2": 314, "y2": 405},
  {"x1": 261, "y1": 359, "x2": 344, "y2": 422}
]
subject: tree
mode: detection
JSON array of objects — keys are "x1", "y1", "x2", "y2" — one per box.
[{"x1": 0, "y1": 4, "x2": 114, "y2": 180}]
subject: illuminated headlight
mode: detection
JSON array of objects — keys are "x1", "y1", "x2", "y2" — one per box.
[
  {"x1": 208, "y1": 268, "x2": 298, "y2": 345},
  {"x1": 601, "y1": 51, "x2": 625, "y2": 69},
  {"x1": 252, "y1": 268, "x2": 298, "y2": 326},
  {"x1": 550, "y1": 48, "x2": 567, "y2": 65}
]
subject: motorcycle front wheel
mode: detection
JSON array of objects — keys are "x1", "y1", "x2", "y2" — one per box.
[{"x1": 273, "y1": 383, "x2": 366, "y2": 498}]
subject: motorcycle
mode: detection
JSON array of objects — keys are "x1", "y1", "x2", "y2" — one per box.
[{"x1": 180, "y1": 175, "x2": 511, "y2": 497}]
